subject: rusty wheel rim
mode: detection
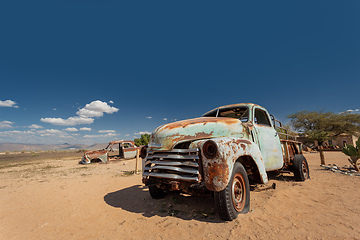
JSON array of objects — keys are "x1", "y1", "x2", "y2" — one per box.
[
  {"x1": 232, "y1": 173, "x2": 246, "y2": 212},
  {"x1": 302, "y1": 160, "x2": 309, "y2": 179}
]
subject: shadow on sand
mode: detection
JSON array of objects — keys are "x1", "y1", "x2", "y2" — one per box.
[
  {"x1": 104, "y1": 171, "x2": 303, "y2": 222},
  {"x1": 104, "y1": 184, "x2": 223, "y2": 223}
]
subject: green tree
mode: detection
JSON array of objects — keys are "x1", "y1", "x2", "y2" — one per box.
[
  {"x1": 288, "y1": 110, "x2": 360, "y2": 145},
  {"x1": 134, "y1": 134, "x2": 150, "y2": 146}
]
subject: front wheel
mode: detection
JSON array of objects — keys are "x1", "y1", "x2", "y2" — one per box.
[
  {"x1": 214, "y1": 162, "x2": 250, "y2": 221},
  {"x1": 148, "y1": 185, "x2": 167, "y2": 199},
  {"x1": 293, "y1": 154, "x2": 310, "y2": 181}
]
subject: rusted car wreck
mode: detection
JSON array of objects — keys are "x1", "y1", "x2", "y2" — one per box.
[
  {"x1": 80, "y1": 140, "x2": 140, "y2": 164},
  {"x1": 140, "y1": 103, "x2": 309, "y2": 221}
]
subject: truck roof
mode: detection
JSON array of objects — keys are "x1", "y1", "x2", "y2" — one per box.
[{"x1": 202, "y1": 103, "x2": 264, "y2": 116}]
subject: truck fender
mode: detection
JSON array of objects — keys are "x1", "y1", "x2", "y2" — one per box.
[{"x1": 198, "y1": 137, "x2": 268, "y2": 192}]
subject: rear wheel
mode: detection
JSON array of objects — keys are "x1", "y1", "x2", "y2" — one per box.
[
  {"x1": 149, "y1": 185, "x2": 167, "y2": 199},
  {"x1": 214, "y1": 162, "x2": 250, "y2": 221},
  {"x1": 293, "y1": 154, "x2": 310, "y2": 181}
]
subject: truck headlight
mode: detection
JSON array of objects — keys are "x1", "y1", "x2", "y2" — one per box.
[
  {"x1": 203, "y1": 140, "x2": 218, "y2": 159},
  {"x1": 140, "y1": 146, "x2": 147, "y2": 159}
]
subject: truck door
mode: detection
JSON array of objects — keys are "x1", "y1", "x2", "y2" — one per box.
[
  {"x1": 123, "y1": 142, "x2": 138, "y2": 159},
  {"x1": 252, "y1": 107, "x2": 283, "y2": 171}
]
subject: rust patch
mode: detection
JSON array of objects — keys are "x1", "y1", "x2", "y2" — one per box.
[
  {"x1": 205, "y1": 160, "x2": 230, "y2": 191},
  {"x1": 235, "y1": 139, "x2": 252, "y2": 145},
  {"x1": 166, "y1": 131, "x2": 215, "y2": 144},
  {"x1": 85, "y1": 149, "x2": 107, "y2": 158},
  {"x1": 160, "y1": 117, "x2": 240, "y2": 131},
  {"x1": 123, "y1": 148, "x2": 139, "y2": 153},
  {"x1": 109, "y1": 140, "x2": 136, "y2": 145}
]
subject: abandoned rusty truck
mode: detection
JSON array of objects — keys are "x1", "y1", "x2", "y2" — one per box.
[{"x1": 140, "y1": 103, "x2": 309, "y2": 221}]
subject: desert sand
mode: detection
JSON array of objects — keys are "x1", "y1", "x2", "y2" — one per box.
[{"x1": 0, "y1": 151, "x2": 359, "y2": 240}]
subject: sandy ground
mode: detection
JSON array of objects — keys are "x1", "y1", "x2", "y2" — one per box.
[{"x1": 0, "y1": 152, "x2": 359, "y2": 240}]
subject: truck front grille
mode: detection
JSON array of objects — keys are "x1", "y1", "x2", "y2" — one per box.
[{"x1": 143, "y1": 148, "x2": 200, "y2": 182}]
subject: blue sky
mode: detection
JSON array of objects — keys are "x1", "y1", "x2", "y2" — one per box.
[{"x1": 1, "y1": 1, "x2": 359, "y2": 145}]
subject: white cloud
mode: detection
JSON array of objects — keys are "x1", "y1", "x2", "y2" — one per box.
[
  {"x1": 0, "y1": 130, "x2": 34, "y2": 138},
  {"x1": 29, "y1": 124, "x2": 43, "y2": 129},
  {"x1": 146, "y1": 116, "x2": 152, "y2": 119},
  {"x1": 40, "y1": 116, "x2": 94, "y2": 126},
  {"x1": 76, "y1": 100, "x2": 119, "y2": 118},
  {"x1": 0, "y1": 121, "x2": 14, "y2": 129},
  {"x1": 38, "y1": 129, "x2": 64, "y2": 135},
  {"x1": 64, "y1": 127, "x2": 78, "y2": 132},
  {"x1": 106, "y1": 133, "x2": 117, "y2": 137},
  {"x1": 98, "y1": 130, "x2": 115, "y2": 133},
  {"x1": 84, "y1": 135, "x2": 100, "y2": 138},
  {"x1": 346, "y1": 109, "x2": 359, "y2": 113},
  {"x1": 0, "y1": 128, "x2": 79, "y2": 144},
  {"x1": 163, "y1": 118, "x2": 167, "y2": 121},
  {"x1": 41, "y1": 100, "x2": 118, "y2": 126},
  {"x1": 83, "y1": 135, "x2": 100, "y2": 138},
  {"x1": 135, "y1": 131, "x2": 151, "y2": 135},
  {"x1": 80, "y1": 127, "x2": 91, "y2": 131},
  {"x1": 125, "y1": 134, "x2": 130, "y2": 137},
  {"x1": 109, "y1": 100, "x2": 114, "y2": 104},
  {"x1": 53, "y1": 108, "x2": 57, "y2": 111},
  {"x1": 83, "y1": 132, "x2": 117, "y2": 138},
  {"x1": 0, "y1": 100, "x2": 19, "y2": 108}
]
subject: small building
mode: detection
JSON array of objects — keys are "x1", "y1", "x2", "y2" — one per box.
[
  {"x1": 297, "y1": 133, "x2": 358, "y2": 149},
  {"x1": 324, "y1": 134, "x2": 358, "y2": 148}
]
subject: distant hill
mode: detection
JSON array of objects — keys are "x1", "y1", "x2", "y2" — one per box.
[{"x1": 0, "y1": 142, "x2": 108, "y2": 152}]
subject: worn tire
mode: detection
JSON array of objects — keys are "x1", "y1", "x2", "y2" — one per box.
[
  {"x1": 293, "y1": 154, "x2": 310, "y2": 181},
  {"x1": 149, "y1": 185, "x2": 167, "y2": 199},
  {"x1": 214, "y1": 162, "x2": 250, "y2": 221}
]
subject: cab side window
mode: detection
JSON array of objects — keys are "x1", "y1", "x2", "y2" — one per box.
[
  {"x1": 254, "y1": 109, "x2": 272, "y2": 126},
  {"x1": 123, "y1": 142, "x2": 134, "y2": 148}
]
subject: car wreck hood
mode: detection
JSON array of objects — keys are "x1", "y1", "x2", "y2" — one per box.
[
  {"x1": 83, "y1": 148, "x2": 108, "y2": 160},
  {"x1": 149, "y1": 117, "x2": 246, "y2": 150}
]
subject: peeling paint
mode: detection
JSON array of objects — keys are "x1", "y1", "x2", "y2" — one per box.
[{"x1": 199, "y1": 137, "x2": 268, "y2": 191}]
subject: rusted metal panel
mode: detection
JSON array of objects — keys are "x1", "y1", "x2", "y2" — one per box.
[
  {"x1": 150, "y1": 117, "x2": 247, "y2": 150},
  {"x1": 83, "y1": 149, "x2": 108, "y2": 163},
  {"x1": 123, "y1": 146, "x2": 138, "y2": 159},
  {"x1": 253, "y1": 124, "x2": 283, "y2": 170},
  {"x1": 198, "y1": 137, "x2": 268, "y2": 192}
]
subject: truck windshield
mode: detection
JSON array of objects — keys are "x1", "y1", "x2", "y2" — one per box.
[{"x1": 203, "y1": 107, "x2": 248, "y2": 122}]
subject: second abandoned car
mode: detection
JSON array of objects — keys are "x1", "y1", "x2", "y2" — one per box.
[
  {"x1": 80, "y1": 140, "x2": 140, "y2": 164},
  {"x1": 141, "y1": 103, "x2": 309, "y2": 221}
]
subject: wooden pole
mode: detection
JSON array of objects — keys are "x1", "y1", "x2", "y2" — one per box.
[
  {"x1": 135, "y1": 149, "x2": 139, "y2": 174},
  {"x1": 319, "y1": 151, "x2": 325, "y2": 165}
]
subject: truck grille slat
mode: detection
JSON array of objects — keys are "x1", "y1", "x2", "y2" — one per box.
[
  {"x1": 143, "y1": 172, "x2": 199, "y2": 181},
  {"x1": 144, "y1": 148, "x2": 200, "y2": 182},
  {"x1": 146, "y1": 160, "x2": 199, "y2": 167},
  {"x1": 147, "y1": 154, "x2": 199, "y2": 160},
  {"x1": 148, "y1": 148, "x2": 199, "y2": 154},
  {"x1": 144, "y1": 166, "x2": 199, "y2": 174}
]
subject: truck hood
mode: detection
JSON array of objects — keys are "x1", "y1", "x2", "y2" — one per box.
[{"x1": 149, "y1": 117, "x2": 248, "y2": 150}]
